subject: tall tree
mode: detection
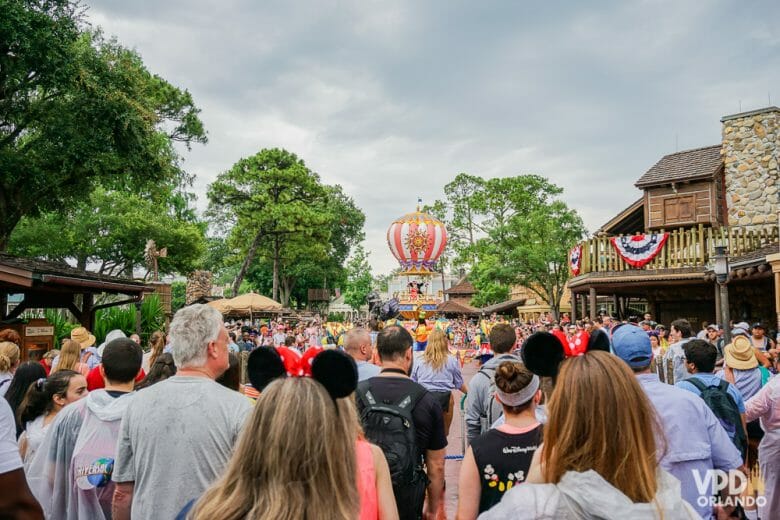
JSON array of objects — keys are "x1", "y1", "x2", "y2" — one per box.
[
  {"x1": 0, "y1": 2, "x2": 206, "y2": 248},
  {"x1": 343, "y1": 245, "x2": 373, "y2": 312},
  {"x1": 207, "y1": 148, "x2": 329, "y2": 301}
]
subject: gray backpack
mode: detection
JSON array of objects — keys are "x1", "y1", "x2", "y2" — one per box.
[{"x1": 477, "y1": 366, "x2": 505, "y2": 434}]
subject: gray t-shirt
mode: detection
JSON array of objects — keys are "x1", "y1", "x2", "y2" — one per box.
[{"x1": 113, "y1": 376, "x2": 252, "y2": 520}]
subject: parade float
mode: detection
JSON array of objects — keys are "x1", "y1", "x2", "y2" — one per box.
[{"x1": 386, "y1": 200, "x2": 448, "y2": 320}]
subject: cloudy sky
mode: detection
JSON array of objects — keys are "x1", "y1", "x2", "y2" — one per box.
[{"x1": 88, "y1": 0, "x2": 779, "y2": 274}]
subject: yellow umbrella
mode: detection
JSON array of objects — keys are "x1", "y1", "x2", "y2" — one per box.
[
  {"x1": 206, "y1": 299, "x2": 231, "y2": 314},
  {"x1": 224, "y1": 292, "x2": 282, "y2": 318}
]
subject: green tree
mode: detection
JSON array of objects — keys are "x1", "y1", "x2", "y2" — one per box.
[
  {"x1": 0, "y1": 1, "x2": 206, "y2": 249},
  {"x1": 343, "y1": 245, "x2": 373, "y2": 312},
  {"x1": 241, "y1": 185, "x2": 365, "y2": 308},
  {"x1": 9, "y1": 186, "x2": 205, "y2": 277},
  {"x1": 208, "y1": 148, "x2": 347, "y2": 301}
]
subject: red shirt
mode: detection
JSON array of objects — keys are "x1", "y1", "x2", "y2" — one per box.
[{"x1": 86, "y1": 365, "x2": 146, "y2": 391}]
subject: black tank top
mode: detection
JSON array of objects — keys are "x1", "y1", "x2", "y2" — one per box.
[{"x1": 470, "y1": 425, "x2": 543, "y2": 513}]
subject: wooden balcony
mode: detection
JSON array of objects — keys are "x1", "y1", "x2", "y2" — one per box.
[{"x1": 576, "y1": 224, "x2": 779, "y2": 275}]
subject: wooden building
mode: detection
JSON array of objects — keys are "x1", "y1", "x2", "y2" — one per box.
[{"x1": 569, "y1": 106, "x2": 780, "y2": 330}]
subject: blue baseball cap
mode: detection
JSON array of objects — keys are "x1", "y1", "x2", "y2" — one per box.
[{"x1": 612, "y1": 324, "x2": 653, "y2": 368}]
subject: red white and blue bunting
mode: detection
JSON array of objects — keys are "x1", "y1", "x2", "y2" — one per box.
[
  {"x1": 569, "y1": 244, "x2": 583, "y2": 276},
  {"x1": 610, "y1": 233, "x2": 669, "y2": 268}
]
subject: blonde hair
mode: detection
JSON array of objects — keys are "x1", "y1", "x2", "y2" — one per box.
[
  {"x1": 0, "y1": 342, "x2": 20, "y2": 372},
  {"x1": 541, "y1": 351, "x2": 661, "y2": 504},
  {"x1": 53, "y1": 339, "x2": 82, "y2": 373},
  {"x1": 423, "y1": 328, "x2": 449, "y2": 370},
  {"x1": 147, "y1": 330, "x2": 166, "y2": 368},
  {"x1": 189, "y1": 378, "x2": 359, "y2": 520}
]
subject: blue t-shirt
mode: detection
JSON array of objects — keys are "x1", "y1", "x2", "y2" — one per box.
[{"x1": 676, "y1": 373, "x2": 746, "y2": 414}]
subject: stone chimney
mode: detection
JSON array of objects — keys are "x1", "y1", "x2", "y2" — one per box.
[{"x1": 721, "y1": 106, "x2": 780, "y2": 227}]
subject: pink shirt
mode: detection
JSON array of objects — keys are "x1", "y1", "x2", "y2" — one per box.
[
  {"x1": 356, "y1": 439, "x2": 378, "y2": 520},
  {"x1": 745, "y1": 374, "x2": 780, "y2": 431}
]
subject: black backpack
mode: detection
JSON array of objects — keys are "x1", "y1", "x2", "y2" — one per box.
[
  {"x1": 687, "y1": 378, "x2": 747, "y2": 457},
  {"x1": 356, "y1": 381, "x2": 428, "y2": 520}
]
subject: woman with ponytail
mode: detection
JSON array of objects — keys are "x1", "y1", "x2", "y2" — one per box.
[
  {"x1": 0, "y1": 341, "x2": 21, "y2": 397},
  {"x1": 51, "y1": 339, "x2": 89, "y2": 376},
  {"x1": 142, "y1": 330, "x2": 165, "y2": 373},
  {"x1": 17, "y1": 370, "x2": 88, "y2": 465}
]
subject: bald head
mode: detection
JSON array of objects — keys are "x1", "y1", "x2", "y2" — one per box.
[{"x1": 344, "y1": 328, "x2": 372, "y2": 362}]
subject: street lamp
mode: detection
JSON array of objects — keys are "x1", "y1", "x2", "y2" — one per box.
[{"x1": 713, "y1": 246, "x2": 731, "y2": 344}]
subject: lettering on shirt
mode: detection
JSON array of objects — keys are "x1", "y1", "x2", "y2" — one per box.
[{"x1": 502, "y1": 444, "x2": 539, "y2": 455}]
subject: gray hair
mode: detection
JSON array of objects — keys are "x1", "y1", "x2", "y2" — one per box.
[
  {"x1": 344, "y1": 328, "x2": 370, "y2": 352},
  {"x1": 170, "y1": 304, "x2": 223, "y2": 368}
]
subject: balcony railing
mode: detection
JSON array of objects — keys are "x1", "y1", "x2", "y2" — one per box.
[{"x1": 577, "y1": 224, "x2": 779, "y2": 275}]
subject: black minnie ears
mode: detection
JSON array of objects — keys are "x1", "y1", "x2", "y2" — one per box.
[
  {"x1": 521, "y1": 332, "x2": 565, "y2": 378},
  {"x1": 311, "y1": 350, "x2": 358, "y2": 399},
  {"x1": 246, "y1": 347, "x2": 358, "y2": 399},
  {"x1": 521, "y1": 328, "x2": 613, "y2": 379},
  {"x1": 247, "y1": 347, "x2": 287, "y2": 392}
]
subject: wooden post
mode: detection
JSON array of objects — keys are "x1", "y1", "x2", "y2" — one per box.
[
  {"x1": 81, "y1": 293, "x2": 94, "y2": 331},
  {"x1": 714, "y1": 282, "x2": 722, "y2": 327},
  {"x1": 613, "y1": 294, "x2": 620, "y2": 320},
  {"x1": 589, "y1": 288, "x2": 597, "y2": 319},
  {"x1": 571, "y1": 291, "x2": 578, "y2": 322}
]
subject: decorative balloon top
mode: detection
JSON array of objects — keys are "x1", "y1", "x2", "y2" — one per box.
[{"x1": 387, "y1": 199, "x2": 448, "y2": 275}]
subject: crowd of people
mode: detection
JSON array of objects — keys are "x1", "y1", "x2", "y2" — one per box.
[{"x1": 0, "y1": 306, "x2": 779, "y2": 519}]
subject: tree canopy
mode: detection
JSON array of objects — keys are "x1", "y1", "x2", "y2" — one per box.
[
  {"x1": 208, "y1": 148, "x2": 365, "y2": 306},
  {"x1": 0, "y1": 0, "x2": 206, "y2": 249}
]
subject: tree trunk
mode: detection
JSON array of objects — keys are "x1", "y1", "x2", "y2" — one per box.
[
  {"x1": 272, "y1": 236, "x2": 280, "y2": 302},
  {"x1": 233, "y1": 229, "x2": 264, "y2": 296}
]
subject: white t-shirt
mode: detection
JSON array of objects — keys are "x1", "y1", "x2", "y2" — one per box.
[{"x1": 0, "y1": 398, "x2": 22, "y2": 474}]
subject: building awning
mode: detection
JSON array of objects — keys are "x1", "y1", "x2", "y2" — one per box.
[
  {"x1": 436, "y1": 300, "x2": 480, "y2": 315},
  {"x1": 481, "y1": 298, "x2": 526, "y2": 314}
]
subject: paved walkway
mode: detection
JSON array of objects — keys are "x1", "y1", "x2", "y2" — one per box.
[{"x1": 443, "y1": 358, "x2": 478, "y2": 518}]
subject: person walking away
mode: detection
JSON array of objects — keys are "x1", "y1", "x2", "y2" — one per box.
[
  {"x1": 465, "y1": 324, "x2": 521, "y2": 444},
  {"x1": 0, "y1": 397, "x2": 44, "y2": 519},
  {"x1": 40, "y1": 350, "x2": 58, "y2": 376},
  {"x1": 69, "y1": 327, "x2": 101, "y2": 371},
  {"x1": 27, "y1": 338, "x2": 143, "y2": 519},
  {"x1": 51, "y1": 340, "x2": 90, "y2": 376},
  {"x1": 111, "y1": 304, "x2": 252, "y2": 520},
  {"x1": 744, "y1": 371, "x2": 780, "y2": 520},
  {"x1": 411, "y1": 328, "x2": 467, "y2": 436},
  {"x1": 0, "y1": 341, "x2": 21, "y2": 397},
  {"x1": 612, "y1": 325, "x2": 745, "y2": 518},
  {"x1": 480, "y1": 351, "x2": 700, "y2": 519},
  {"x1": 675, "y1": 340, "x2": 748, "y2": 457},
  {"x1": 183, "y1": 351, "x2": 398, "y2": 520},
  {"x1": 142, "y1": 331, "x2": 165, "y2": 373},
  {"x1": 17, "y1": 371, "x2": 88, "y2": 468},
  {"x1": 345, "y1": 328, "x2": 381, "y2": 381},
  {"x1": 3, "y1": 362, "x2": 47, "y2": 438},
  {"x1": 663, "y1": 319, "x2": 695, "y2": 383},
  {"x1": 457, "y1": 361, "x2": 542, "y2": 519},
  {"x1": 133, "y1": 353, "x2": 177, "y2": 390},
  {"x1": 357, "y1": 325, "x2": 446, "y2": 520}
]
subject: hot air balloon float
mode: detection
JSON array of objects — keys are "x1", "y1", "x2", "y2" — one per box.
[{"x1": 386, "y1": 200, "x2": 448, "y2": 322}]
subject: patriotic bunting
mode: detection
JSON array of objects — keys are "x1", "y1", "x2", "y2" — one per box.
[
  {"x1": 610, "y1": 233, "x2": 669, "y2": 268},
  {"x1": 569, "y1": 244, "x2": 583, "y2": 276}
]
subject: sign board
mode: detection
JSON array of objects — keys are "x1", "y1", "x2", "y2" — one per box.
[{"x1": 25, "y1": 326, "x2": 54, "y2": 337}]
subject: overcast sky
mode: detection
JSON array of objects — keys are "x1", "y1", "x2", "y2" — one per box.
[{"x1": 88, "y1": 0, "x2": 779, "y2": 274}]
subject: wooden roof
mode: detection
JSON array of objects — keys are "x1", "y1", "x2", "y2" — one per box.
[
  {"x1": 443, "y1": 277, "x2": 476, "y2": 295},
  {"x1": 596, "y1": 197, "x2": 645, "y2": 236},
  {"x1": 634, "y1": 145, "x2": 722, "y2": 189},
  {"x1": 436, "y1": 300, "x2": 480, "y2": 315},
  {"x1": 481, "y1": 298, "x2": 526, "y2": 314},
  {"x1": 0, "y1": 253, "x2": 150, "y2": 294}
]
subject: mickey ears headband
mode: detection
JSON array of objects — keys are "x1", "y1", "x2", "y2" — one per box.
[
  {"x1": 246, "y1": 347, "x2": 358, "y2": 399},
  {"x1": 521, "y1": 327, "x2": 611, "y2": 379}
]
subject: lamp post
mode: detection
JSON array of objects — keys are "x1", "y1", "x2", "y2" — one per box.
[{"x1": 714, "y1": 246, "x2": 731, "y2": 344}]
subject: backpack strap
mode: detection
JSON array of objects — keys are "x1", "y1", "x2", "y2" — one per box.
[
  {"x1": 717, "y1": 379, "x2": 731, "y2": 393},
  {"x1": 686, "y1": 377, "x2": 707, "y2": 392}
]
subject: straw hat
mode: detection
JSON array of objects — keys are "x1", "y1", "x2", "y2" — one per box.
[
  {"x1": 723, "y1": 336, "x2": 758, "y2": 370},
  {"x1": 70, "y1": 327, "x2": 96, "y2": 349}
]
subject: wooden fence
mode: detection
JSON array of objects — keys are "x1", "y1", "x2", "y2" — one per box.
[{"x1": 579, "y1": 225, "x2": 779, "y2": 274}]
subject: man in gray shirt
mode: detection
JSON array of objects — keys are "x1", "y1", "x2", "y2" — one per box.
[
  {"x1": 112, "y1": 304, "x2": 252, "y2": 520},
  {"x1": 663, "y1": 318, "x2": 694, "y2": 384}
]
